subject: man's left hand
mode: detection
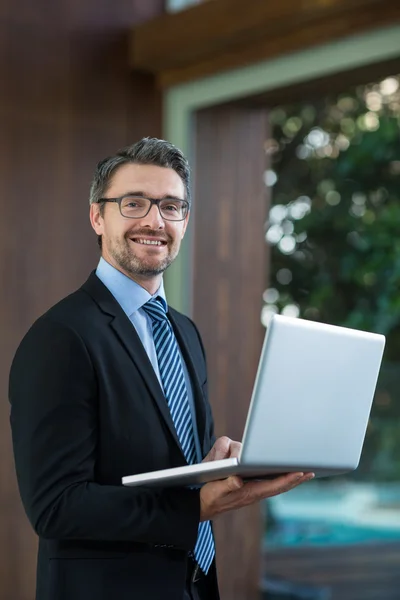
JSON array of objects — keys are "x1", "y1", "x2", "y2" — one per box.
[{"x1": 202, "y1": 436, "x2": 241, "y2": 463}]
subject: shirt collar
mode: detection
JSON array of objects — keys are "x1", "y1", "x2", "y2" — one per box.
[{"x1": 96, "y1": 257, "x2": 167, "y2": 318}]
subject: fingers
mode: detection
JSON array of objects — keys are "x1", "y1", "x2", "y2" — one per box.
[
  {"x1": 200, "y1": 472, "x2": 314, "y2": 520},
  {"x1": 205, "y1": 437, "x2": 234, "y2": 461},
  {"x1": 201, "y1": 437, "x2": 228, "y2": 462},
  {"x1": 200, "y1": 475, "x2": 244, "y2": 520},
  {"x1": 243, "y1": 472, "x2": 314, "y2": 499},
  {"x1": 207, "y1": 475, "x2": 244, "y2": 497},
  {"x1": 211, "y1": 471, "x2": 306, "y2": 503},
  {"x1": 226, "y1": 475, "x2": 244, "y2": 492},
  {"x1": 213, "y1": 436, "x2": 242, "y2": 460},
  {"x1": 202, "y1": 437, "x2": 243, "y2": 463},
  {"x1": 228, "y1": 441, "x2": 242, "y2": 459},
  {"x1": 213, "y1": 436, "x2": 233, "y2": 460}
]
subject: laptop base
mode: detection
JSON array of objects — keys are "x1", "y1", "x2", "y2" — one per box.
[{"x1": 122, "y1": 458, "x2": 350, "y2": 488}]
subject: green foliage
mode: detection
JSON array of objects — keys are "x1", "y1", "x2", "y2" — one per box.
[{"x1": 266, "y1": 76, "x2": 400, "y2": 481}]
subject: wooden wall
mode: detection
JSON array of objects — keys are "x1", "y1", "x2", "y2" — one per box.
[
  {"x1": 193, "y1": 105, "x2": 270, "y2": 600},
  {"x1": 0, "y1": 2, "x2": 163, "y2": 598}
]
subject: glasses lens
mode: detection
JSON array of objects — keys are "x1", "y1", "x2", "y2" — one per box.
[
  {"x1": 120, "y1": 196, "x2": 149, "y2": 218},
  {"x1": 159, "y1": 199, "x2": 187, "y2": 221},
  {"x1": 119, "y1": 196, "x2": 188, "y2": 220}
]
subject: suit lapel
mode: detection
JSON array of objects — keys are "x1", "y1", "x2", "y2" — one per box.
[
  {"x1": 81, "y1": 272, "x2": 185, "y2": 457},
  {"x1": 168, "y1": 311, "x2": 208, "y2": 457}
]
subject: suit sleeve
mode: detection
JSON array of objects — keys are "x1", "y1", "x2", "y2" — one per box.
[{"x1": 9, "y1": 317, "x2": 200, "y2": 549}]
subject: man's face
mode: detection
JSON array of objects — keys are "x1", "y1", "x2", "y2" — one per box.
[{"x1": 90, "y1": 163, "x2": 189, "y2": 284}]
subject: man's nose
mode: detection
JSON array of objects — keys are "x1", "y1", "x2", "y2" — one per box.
[{"x1": 140, "y1": 204, "x2": 165, "y2": 228}]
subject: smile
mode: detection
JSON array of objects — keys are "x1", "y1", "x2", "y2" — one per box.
[{"x1": 131, "y1": 238, "x2": 167, "y2": 246}]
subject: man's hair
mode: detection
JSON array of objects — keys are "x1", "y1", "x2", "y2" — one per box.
[{"x1": 89, "y1": 137, "x2": 191, "y2": 207}]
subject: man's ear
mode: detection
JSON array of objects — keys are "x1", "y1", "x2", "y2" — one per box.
[
  {"x1": 181, "y1": 210, "x2": 190, "y2": 239},
  {"x1": 90, "y1": 203, "x2": 104, "y2": 236}
]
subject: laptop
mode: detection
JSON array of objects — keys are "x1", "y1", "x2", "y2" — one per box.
[{"x1": 122, "y1": 315, "x2": 385, "y2": 488}]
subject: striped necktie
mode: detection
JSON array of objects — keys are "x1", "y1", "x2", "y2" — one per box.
[{"x1": 142, "y1": 297, "x2": 215, "y2": 574}]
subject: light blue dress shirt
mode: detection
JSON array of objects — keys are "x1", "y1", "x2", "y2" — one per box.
[{"x1": 96, "y1": 257, "x2": 202, "y2": 462}]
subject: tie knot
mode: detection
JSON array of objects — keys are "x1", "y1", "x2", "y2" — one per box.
[{"x1": 142, "y1": 297, "x2": 168, "y2": 323}]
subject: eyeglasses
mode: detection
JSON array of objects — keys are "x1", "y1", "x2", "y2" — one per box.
[{"x1": 97, "y1": 195, "x2": 190, "y2": 222}]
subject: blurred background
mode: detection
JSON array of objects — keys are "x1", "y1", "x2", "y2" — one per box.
[{"x1": 1, "y1": 0, "x2": 400, "y2": 599}]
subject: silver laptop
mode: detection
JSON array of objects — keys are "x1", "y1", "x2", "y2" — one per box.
[{"x1": 122, "y1": 315, "x2": 385, "y2": 488}]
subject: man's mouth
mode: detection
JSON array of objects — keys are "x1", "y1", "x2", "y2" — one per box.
[{"x1": 130, "y1": 237, "x2": 167, "y2": 247}]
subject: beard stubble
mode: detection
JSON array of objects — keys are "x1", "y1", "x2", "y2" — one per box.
[{"x1": 108, "y1": 230, "x2": 178, "y2": 279}]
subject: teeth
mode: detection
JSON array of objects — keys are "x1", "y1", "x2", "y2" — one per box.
[{"x1": 135, "y1": 239, "x2": 163, "y2": 246}]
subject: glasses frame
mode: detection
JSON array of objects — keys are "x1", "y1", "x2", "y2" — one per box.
[{"x1": 97, "y1": 195, "x2": 190, "y2": 222}]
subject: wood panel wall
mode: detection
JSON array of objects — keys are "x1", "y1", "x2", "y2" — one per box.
[
  {"x1": 193, "y1": 106, "x2": 270, "y2": 599},
  {"x1": 0, "y1": 2, "x2": 163, "y2": 598}
]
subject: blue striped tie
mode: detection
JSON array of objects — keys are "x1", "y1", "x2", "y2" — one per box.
[{"x1": 142, "y1": 297, "x2": 215, "y2": 574}]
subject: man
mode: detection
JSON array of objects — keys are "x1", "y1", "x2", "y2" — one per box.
[{"x1": 9, "y1": 138, "x2": 313, "y2": 600}]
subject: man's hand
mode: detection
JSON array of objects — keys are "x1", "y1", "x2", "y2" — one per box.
[
  {"x1": 200, "y1": 436, "x2": 314, "y2": 521},
  {"x1": 202, "y1": 436, "x2": 241, "y2": 463}
]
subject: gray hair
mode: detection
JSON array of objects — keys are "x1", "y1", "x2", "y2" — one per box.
[{"x1": 89, "y1": 137, "x2": 191, "y2": 207}]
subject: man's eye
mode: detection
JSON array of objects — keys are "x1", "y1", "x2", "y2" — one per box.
[{"x1": 164, "y1": 204, "x2": 178, "y2": 211}]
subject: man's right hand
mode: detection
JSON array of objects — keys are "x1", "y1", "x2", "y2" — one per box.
[{"x1": 199, "y1": 472, "x2": 314, "y2": 521}]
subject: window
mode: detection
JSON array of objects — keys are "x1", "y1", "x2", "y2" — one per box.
[{"x1": 263, "y1": 73, "x2": 400, "y2": 597}]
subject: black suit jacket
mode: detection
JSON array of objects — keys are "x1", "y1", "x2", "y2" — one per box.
[{"x1": 9, "y1": 272, "x2": 219, "y2": 600}]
